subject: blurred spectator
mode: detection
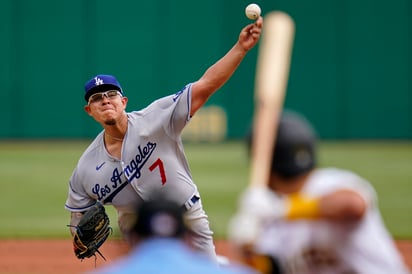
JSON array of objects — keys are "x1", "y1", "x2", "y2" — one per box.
[{"x1": 89, "y1": 195, "x2": 258, "y2": 274}]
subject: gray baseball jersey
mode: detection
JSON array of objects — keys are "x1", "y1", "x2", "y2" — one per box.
[{"x1": 65, "y1": 84, "x2": 215, "y2": 258}]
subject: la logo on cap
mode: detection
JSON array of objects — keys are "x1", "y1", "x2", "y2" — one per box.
[{"x1": 94, "y1": 77, "x2": 104, "y2": 86}]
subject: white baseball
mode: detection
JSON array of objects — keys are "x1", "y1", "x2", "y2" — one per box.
[{"x1": 245, "y1": 3, "x2": 261, "y2": 20}]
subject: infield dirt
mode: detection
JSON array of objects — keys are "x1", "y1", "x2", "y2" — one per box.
[{"x1": 0, "y1": 239, "x2": 411, "y2": 273}]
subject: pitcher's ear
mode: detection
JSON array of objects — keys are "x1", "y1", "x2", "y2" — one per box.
[{"x1": 84, "y1": 105, "x2": 92, "y2": 116}]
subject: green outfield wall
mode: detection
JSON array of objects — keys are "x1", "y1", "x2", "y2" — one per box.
[{"x1": 1, "y1": 0, "x2": 410, "y2": 139}]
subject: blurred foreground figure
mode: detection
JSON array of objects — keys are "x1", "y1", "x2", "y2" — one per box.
[
  {"x1": 89, "y1": 195, "x2": 258, "y2": 274},
  {"x1": 229, "y1": 111, "x2": 410, "y2": 274}
]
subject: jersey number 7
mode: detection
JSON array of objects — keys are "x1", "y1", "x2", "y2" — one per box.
[{"x1": 149, "y1": 158, "x2": 167, "y2": 185}]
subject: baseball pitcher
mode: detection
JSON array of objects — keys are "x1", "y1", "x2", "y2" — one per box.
[{"x1": 65, "y1": 17, "x2": 263, "y2": 261}]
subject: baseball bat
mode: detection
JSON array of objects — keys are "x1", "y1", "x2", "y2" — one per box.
[{"x1": 249, "y1": 11, "x2": 295, "y2": 187}]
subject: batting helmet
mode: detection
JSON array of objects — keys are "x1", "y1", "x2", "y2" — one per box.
[{"x1": 247, "y1": 110, "x2": 317, "y2": 179}]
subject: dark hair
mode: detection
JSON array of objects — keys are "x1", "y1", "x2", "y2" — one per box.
[{"x1": 133, "y1": 197, "x2": 186, "y2": 238}]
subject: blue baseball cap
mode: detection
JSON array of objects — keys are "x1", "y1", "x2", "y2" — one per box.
[{"x1": 84, "y1": 74, "x2": 123, "y2": 102}]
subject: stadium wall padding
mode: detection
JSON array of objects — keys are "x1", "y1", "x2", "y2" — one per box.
[{"x1": 1, "y1": 0, "x2": 410, "y2": 139}]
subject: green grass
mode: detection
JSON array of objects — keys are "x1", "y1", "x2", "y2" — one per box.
[{"x1": 0, "y1": 140, "x2": 411, "y2": 240}]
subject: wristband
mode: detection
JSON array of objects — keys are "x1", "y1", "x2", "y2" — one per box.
[{"x1": 286, "y1": 193, "x2": 320, "y2": 220}]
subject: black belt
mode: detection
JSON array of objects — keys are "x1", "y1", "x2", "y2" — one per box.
[{"x1": 182, "y1": 195, "x2": 200, "y2": 211}]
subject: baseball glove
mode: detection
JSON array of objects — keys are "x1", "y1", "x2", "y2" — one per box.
[{"x1": 71, "y1": 202, "x2": 112, "y2": 260}]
